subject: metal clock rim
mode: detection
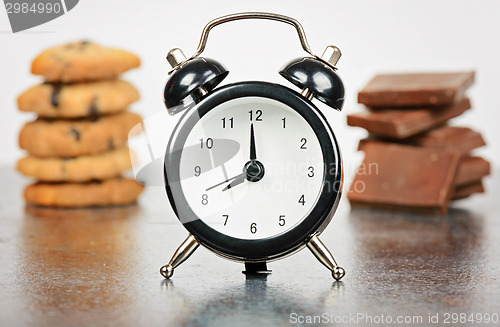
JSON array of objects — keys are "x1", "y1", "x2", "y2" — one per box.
[{"x1": 164, "y1": 81, "x2": 342, "y2": 261}]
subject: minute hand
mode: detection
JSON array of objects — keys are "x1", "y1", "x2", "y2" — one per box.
[
  {"x1": 205, "y1": 172, "x2": 246, "y2": 191},
  {"x1": 222, "y1": 174, "x2": 246, "y2": 192}
]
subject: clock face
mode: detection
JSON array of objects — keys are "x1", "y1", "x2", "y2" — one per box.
[
  {"x1": 178, "y1": 96, "x2": 324, "y2": 240},
  {"x1": 165, "y1": 82, "x2": 341, "y2": 260}
]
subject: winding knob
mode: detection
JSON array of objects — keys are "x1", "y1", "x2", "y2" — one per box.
[
  {"x1": 166, "y1": 48, "x2": 188, "y2": 69},
  {"x1": 321, "y1": 45, "x2": 341, "y2": 67}
]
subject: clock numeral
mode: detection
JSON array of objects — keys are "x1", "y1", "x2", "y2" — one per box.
[
  {"x1": 298, "y1": 194, "x2": 305, "y2": 206},
  {"x1": 200, "y1": 138, "x2": 213, "y2": 149},
  {"x1": 307, "y1": 166, "x2": 314, "y2": 177},
  {"x1": 222, "y1": 117, "x2": 234, "y2": 128},
  {"x1": 249, "y1": 109, "x2": 263, "y2": 122},
  {"x1": 250, "y1": 222, "x2": 257, "y2": 234},
  {"x1": 282, "y1": 117, "x2": 286, "y2": 128},
  {"x1": 279, "y1": 215, "x2": 286, "y2": 226},
  {"x1": 300, "y1": 138, "x2": 307, "y2": 149},
  {"x1": 194, "y1": 166, "x2": 201, "y2": 177},
  {"x1": 223, "y1": 214, "x2": 229, "y2": 226},
  {"x1": 201, "y1": 194, "x2": 208, "y2": 205}
]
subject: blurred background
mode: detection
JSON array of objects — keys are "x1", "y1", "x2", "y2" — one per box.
[
  {"x1": 1, "y1": 3, "x2": 498, "y2": 326},
  {"x1": 1, "y1": 0, "x2": 498, "y2": 175}
]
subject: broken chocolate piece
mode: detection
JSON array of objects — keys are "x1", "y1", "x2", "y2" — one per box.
[
  {"x1": 454, "y1": 156, "x2": 490, "y2": 187},
  {"x1": 347, "y1": 142, "x2": 461, "y2": 214},
  {"x1": 358, "y1": 72, "x2": 475, "y2": 107},
  {"x1": 347, "y1": 98, "x2": 471, "y2": 139},
  {"x1": 407, "y1": 126, "x2": 486, "y2": 154},
  {"x1": 452, "y1": 181, "x2": 485, "y2": 200},
  {"x1": 359, "y1": 126, "x2": 486, "y2": 155}
]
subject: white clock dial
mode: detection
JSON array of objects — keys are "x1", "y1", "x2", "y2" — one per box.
[{"x1": 178, "y1": 97, "x2": 324, "y2": 240}]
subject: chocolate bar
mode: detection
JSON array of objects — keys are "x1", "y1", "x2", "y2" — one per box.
[
  {"x1": 452, "y1": 182, "x2": 485, "y2": 200},
  {"x1": 454, "y1": 156, "x2": 490, "y2": 186},
  {"x1": 347, "y1": 98, "x2": 471, "y2": 139},
  {"x1": 347, "y1": 142, "x2": 461, "y2": 214},
  {"x1": 358, "y1": 126, "x2": 486, "y2": 155},
  {"x1": 358, "y1": 72, "x2": 475, "y2": 108}
]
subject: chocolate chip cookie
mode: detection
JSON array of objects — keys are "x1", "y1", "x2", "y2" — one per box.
[
  {"x1": 24, "y1": 178, "x2": 144, "y2": 207},
  {"x1": 17, "y1": 147, "x2": 134, "y2": 182},
  {"x1": 31, "y1": 41, "x2": 140, "y2": 83},
  {"x1": 18, "y1": 79, "x2": 139, "y2": 118},
  {"x1": 19, "y1": 111, "x2": 142, "y2": 157}
]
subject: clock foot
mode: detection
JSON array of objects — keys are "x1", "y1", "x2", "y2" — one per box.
[
  {"x1": 160, "y1": 234, "x2": 200, "y2": 279},
  {"x1": 243, "y1": 262, "x2": 271, "y2": 275},
  {"x1": 307, "y1": 234, "x2": 345, "y2": 281}
]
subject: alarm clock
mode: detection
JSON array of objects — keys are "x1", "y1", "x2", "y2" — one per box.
[{"x1": 160, "y1": 12, "x2": 346, "y2": 280}]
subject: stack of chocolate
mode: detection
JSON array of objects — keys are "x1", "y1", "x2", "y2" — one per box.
[
  {"x1": 16, "y1": 41, "x2": 144, "y2": 207},
  {"x1": 347, "y1": 72, "x2": 489, "y2": 214}
]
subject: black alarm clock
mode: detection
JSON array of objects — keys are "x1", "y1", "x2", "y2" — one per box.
[{"x1": 160, "y1": 12, "x2": 345, "y2": 280}]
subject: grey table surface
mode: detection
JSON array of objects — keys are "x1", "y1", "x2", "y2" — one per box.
[{"x1": 0, "y1": 167, "x2": 499, "y2": 327}]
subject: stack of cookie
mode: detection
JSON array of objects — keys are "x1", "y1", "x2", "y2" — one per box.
[
  {"x1": 17, "y1": 41, "x2": 144, "y2": 207},
  {"x1": 346, "y1": 72, "x2": 490, "y2": 214}
]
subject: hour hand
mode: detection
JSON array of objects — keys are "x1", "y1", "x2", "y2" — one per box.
[
  {"x1": 250, "y1": 123, "x2": 257, "y2": 161},
  {"x1": 222, "y1": 174, "x2": 246, "y2": 191}
]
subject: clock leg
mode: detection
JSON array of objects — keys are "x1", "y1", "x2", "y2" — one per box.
[
  {"x1": 307, "y1": 235, "x2": 345, "y2": 280},
  {"x1": 160, "y1": 234, "x2": 200, "y2": 279}
]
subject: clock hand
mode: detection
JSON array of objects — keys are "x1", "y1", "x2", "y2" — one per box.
[
  {"x1": 222, "y1": 159, "x2": 265, "y2": 191},
  {"x1": 222, "y1": 174, "x2": 246, "y2": 192},
  {"x1": 205, "y1": 172, "x2": 246, "y2": 191},
  {"x1": 250, "y1": 123, "x2": 257, "y2": 160},
  {"x1": 208, "y1": 124, "x2": 262, "y2": 192}
]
